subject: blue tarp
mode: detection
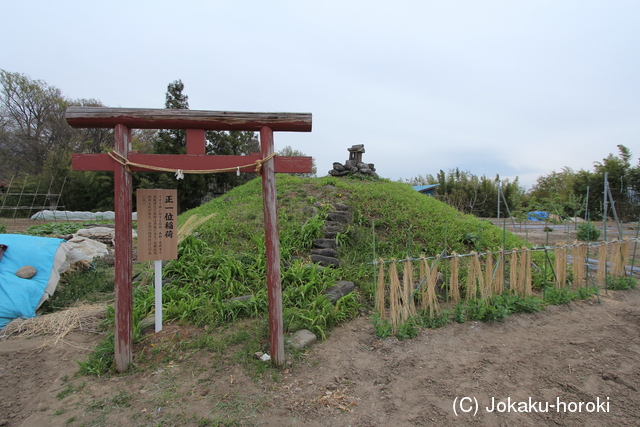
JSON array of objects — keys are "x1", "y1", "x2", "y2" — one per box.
[
  {"x1": 527, "y1": 211, "x2": 549, "y2": 221},
  {"x1": 0, "y1": 234, "x2": 64, "y2": 329}
]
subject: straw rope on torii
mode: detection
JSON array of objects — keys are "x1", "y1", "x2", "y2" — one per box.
[{"x1": 107, "y1": 151, "x2": 276, "y2": 178}]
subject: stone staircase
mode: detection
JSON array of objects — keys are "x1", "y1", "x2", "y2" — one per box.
[{"x1": 309, "y1": 202, "x2": 350, "y2": 268}]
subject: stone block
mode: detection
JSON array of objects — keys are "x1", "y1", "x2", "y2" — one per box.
[
  {"x1": 288, "y1": 329, "x2": 317, "y2": 349},
  {"x1": 313, "y1": 238, "x2": 336, "y2": 249},
  {"x1": 310, "y1": 254, "x2": 339, "y2": 267},
  {"x1": 311, "y1": 248, "x2": 339, "y2": 257},
  {"x1": 324, "y1": 280, "x2": 355, "y2": 303}
]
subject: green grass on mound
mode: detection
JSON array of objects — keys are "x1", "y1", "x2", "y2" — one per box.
[{"x1": 80, "y1": 175, "x2": 537, "y2": 375}]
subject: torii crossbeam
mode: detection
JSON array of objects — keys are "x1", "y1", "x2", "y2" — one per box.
[{"x1": 67, "y1": 107, "x2": 312, "y2": 372}]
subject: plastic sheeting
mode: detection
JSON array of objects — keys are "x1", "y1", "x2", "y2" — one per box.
[
  {"x1": 0, "y1": 234, "x2": 64, "y2": 329},
  {"x1": 527, "y1": 211, "x2": 549, "y2": 221},
  {"x1": 0, "y1": 234, "x2": 109, "y2": 329},
  {"x1": 30, "y1": 210, "x2": 138, "y2": 220}
]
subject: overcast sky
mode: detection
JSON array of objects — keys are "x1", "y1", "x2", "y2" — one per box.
[{"x1": 3, "y1": 0, "x2": 639, "y2": 188}]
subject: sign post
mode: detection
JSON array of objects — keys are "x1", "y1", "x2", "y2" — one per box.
[{"x1": 137, "y1": 189, "x2": 178, "y2": 332}]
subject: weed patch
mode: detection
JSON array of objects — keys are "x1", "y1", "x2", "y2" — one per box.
[
  {"x1": 23, "y1": 222, "x2": 85, "y2": 236},
  {"x1": 606, "y1": 275, "x2": 637, "y2": 290}
]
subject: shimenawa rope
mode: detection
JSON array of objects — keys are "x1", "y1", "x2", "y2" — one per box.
[{"x1": 107, "y1": 151, "x2": 276, "y2": 179}]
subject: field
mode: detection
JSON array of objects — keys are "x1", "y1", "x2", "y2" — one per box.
[
  {"x1": 1, "y1": 218, "x2": 639, "y2": 426},
  {"x1": 0, "y1": 179, "x2": 640, "y2": 426},
  {"x1": 2, "y1": 290, "x2": 640, "y2": 426}
]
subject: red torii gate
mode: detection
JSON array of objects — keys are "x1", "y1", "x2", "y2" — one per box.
[{"x1": 67, "y1": 107, "x2": 312, "y2": 372}]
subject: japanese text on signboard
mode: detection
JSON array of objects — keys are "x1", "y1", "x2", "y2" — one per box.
[{"x1": 137, "y1": 189, "x2": 178, "y2": 261}]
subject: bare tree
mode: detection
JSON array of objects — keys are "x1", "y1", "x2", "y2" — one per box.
[{"x1": 0, "y1": 69, "x2": 69, "y2": 177}]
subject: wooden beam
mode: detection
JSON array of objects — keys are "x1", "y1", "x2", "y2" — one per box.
[
  {"x1": 186, "y1": 129, "x2": 206, "y2": 155},
  {"x1": 113, "y1": 125, "x2": 133, "y2": 372},
  {"x1": 72, "y1": 153, "x2": 313, "y2": 174},
  {"x1": 66, "y1": 107, "x2": 312, "y2": 132},
  {"x1": 260, "y1": 126, "x2": 285, "y2": 367}
]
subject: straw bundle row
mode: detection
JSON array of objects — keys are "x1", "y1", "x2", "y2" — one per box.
[
  {"x1": 402, "y1": 258, "x2": 417, "y2": 320},
  {"x1": 389, "y1": 260, "x2": 401, "y2": 332},
  {"x1": 523, "y1": 249, "x2": 533, "y2": 296},
  {"x1": 509, "y1": 250, "x2": 519, "y2": 294},
  {"x1": 609, "y1": 240, "x2": 629, "y2": 278},
  {"x1": 485, "y1": 253, "x2": 494, "y2": 296},
  {"x1": 554, "y1": 244, "x2": 568, "y2": 289},
  {"x1": 373, "y1": 240, "x2": 633, "y2": 331},
  {"x1": 609, "y1": 241, "x2": 622, "y2": 278},
  {"x1": 421, "y1": 257, "x2": 441, "y2": 317},
  {"x1": 597, "y1": 242, "x2": 608, "y2": 286},
  {"x1": 466, "y1": 252, "x2": 485, "y2": 300},
  {"x1": 572, "y1": 243, "x2": 587, "y2": 288},
  {"x1": 620, "y1": 240, "x2": 631, "y2": 276}
]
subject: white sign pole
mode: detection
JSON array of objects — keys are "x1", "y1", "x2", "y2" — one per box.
[
  {"x1": 155, "y1": 259, "x2": 163, "y2": 333},
  {"x1": 137, "y1": 188, "x2": 177, "y2": 334}
]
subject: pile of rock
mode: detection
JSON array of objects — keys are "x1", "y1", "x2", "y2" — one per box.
[{"x1": 328, "y1": 144, "x2": 378, "y2": 178}]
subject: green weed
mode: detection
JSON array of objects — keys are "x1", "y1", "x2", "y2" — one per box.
[
  {"x1": 111, "y1": 391, "x2": 133, "y2": 407},
  {"x1": 606, "y1": 275, "x2": 637, "y2": 290},
  {"x1": 396, "y1": 318, "x2": 418, "y2": 340},
  {"x1": 24, "y1": 222, "x2": 84, "y2": 236},
  {"x1": 418, "y1": 310, "x2": 451, "y2": 328},
  {"x1": 543, "y1": 287, "x2": 572, "y2": 305},
  {"x1": 371, "y1": 313, "x2": 393, "y2": 338},
  {"x1": 577, "y1": 223, "x2": 601, "y2": 241},
  {"x1": 77, "y1": 334, "x2": 115, "y2": 376},
  {"x1": 56, "y1": 382, "x2": 85, "y2": 400},
  {"x1": 42, "y1": 261, "x2": 113, "y2": 312},
  {"x1": 453, "y1": 303, "x2": 466, "y2": 323}
]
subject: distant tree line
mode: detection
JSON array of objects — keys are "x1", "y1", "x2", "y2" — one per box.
[
  {"x1": 3, "y1": 69, "x2": 636, "y2": 221},
  {"x1": 0, "y1": 70, "x2": 315, "y2": 216},
  {"x1": 404, "y1": 145, "x2": 640, "y2": 221},
  {"x1": 404, "y1": 170, "x2": 524, "y2": 218}
]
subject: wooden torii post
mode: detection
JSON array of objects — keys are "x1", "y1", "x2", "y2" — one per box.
[{"x1": 67, "y1": 107, "x2": 312, "y2": 372}]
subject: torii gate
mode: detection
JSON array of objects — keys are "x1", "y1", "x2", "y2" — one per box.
[{"x1": 67, "y1": 107, "x2": 312, "y2": 372}]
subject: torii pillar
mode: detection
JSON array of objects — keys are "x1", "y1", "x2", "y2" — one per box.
[{"x1": 67, "y1": 107, "x2": 312, "y2": 371}]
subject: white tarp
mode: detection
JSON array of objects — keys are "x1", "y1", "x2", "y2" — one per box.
[{"x1": 31, "y1": 210, "x2": 138, "y2": 221}]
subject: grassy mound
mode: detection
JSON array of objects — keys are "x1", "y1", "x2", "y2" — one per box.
[
  {"x1": 68, "y1": 175, "x2": 539, "y2": 374},
  {"x1": 154, "y1": 175, "x2": 526, "y2": 334},
  {"x1": 180, "y1": 174, "x2": 524, "y2": 270}
]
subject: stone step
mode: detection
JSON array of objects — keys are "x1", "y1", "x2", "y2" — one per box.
[
  {"x1": 310, "y1": 254, "x2": 340, "y2": 267},
  {"x1": 324, "y1": 222, "x2": 347, "y2": 232},
  {"x1": 324, "y1": 280, "x2": 355, "y2": 303},
  {"x1": 313, "y1": 238, "x2": 337, "y2": 249},
  {"x1": 311, "y1": 247, "x2": 338, "y2": 257},
  {"x1": 327, "y1": 211, "x2": 350, "y2": 223}
]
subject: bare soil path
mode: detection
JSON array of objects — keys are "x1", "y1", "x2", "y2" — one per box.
[{"x1": 0, "y1": 287, "x2": 638, "y2": 426}]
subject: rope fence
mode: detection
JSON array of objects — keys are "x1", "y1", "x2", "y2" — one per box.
[{"x1": 374, "y1": 239, "x2": 639, "y2": 332}]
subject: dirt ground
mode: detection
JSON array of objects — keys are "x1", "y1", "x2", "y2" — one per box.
[
  {"x1": 2, "y1": 290, "x2": 640, "y2": 426},
  {"x1": 1, "y1": 220, "x2": 639, "y2": 426}
]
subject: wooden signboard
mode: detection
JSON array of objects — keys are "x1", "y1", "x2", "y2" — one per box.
[{"x1": 137, "y1": 189, "x2": 178, "y2": 262}]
